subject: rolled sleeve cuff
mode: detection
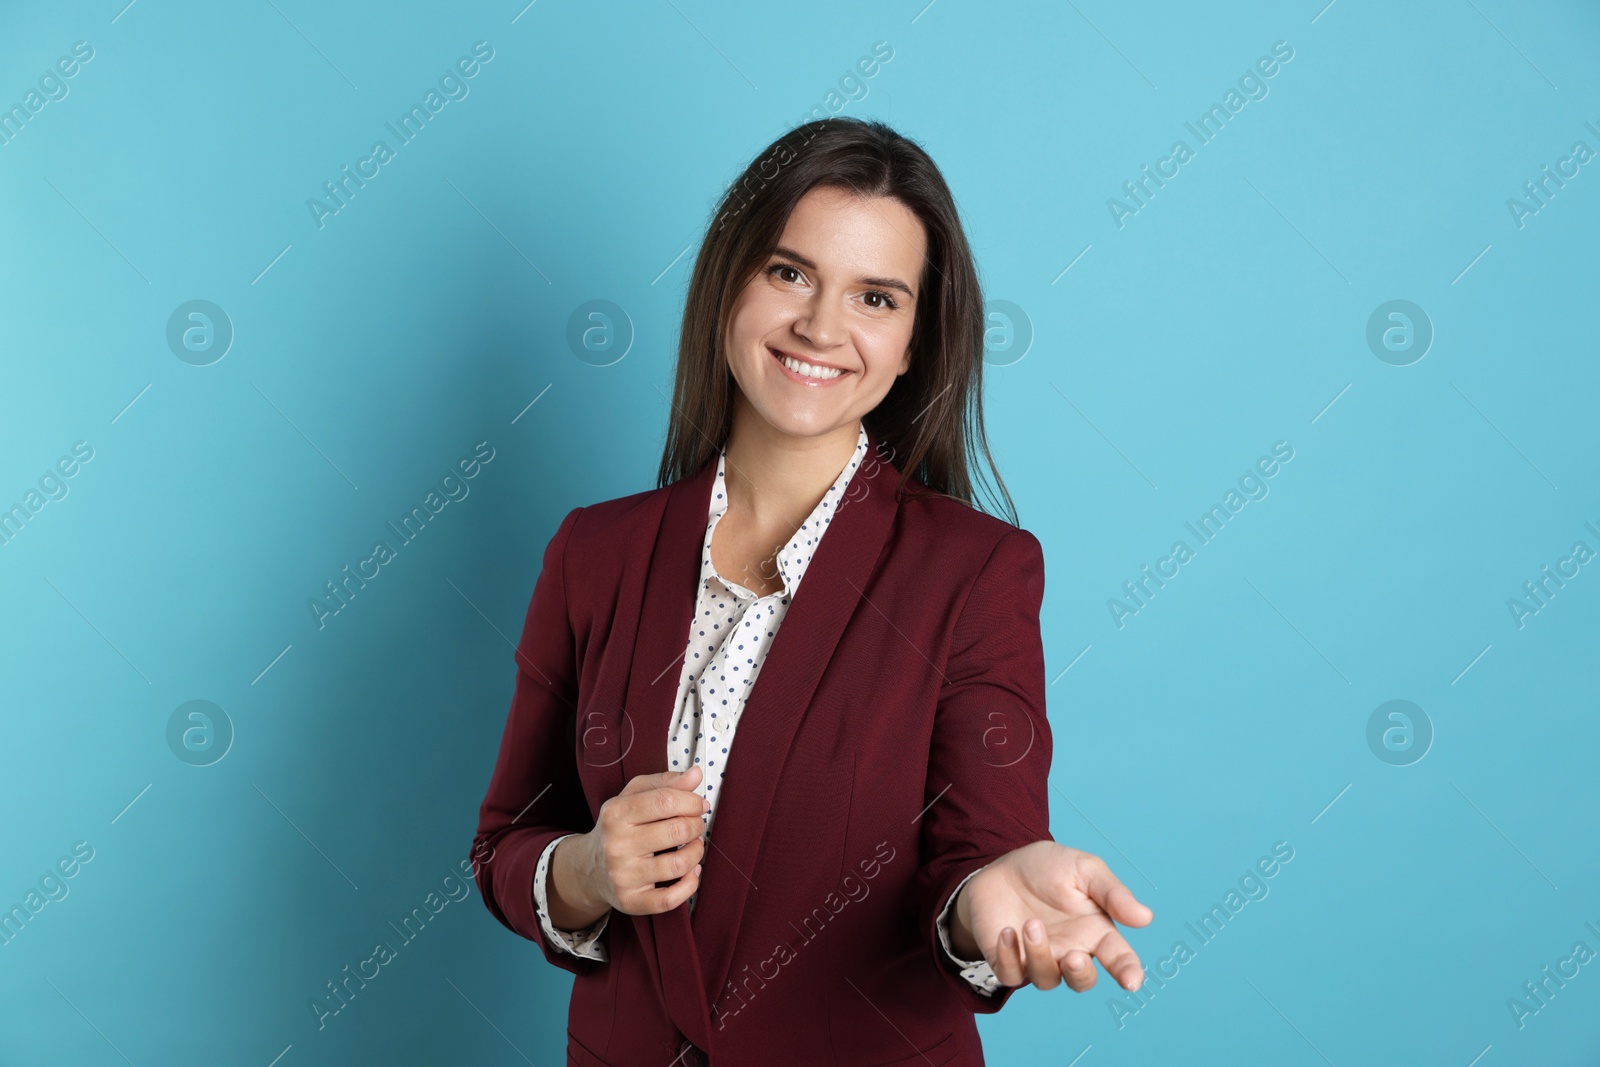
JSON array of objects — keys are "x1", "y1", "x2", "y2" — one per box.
[
  {"x1": 935, "y1": 864, "x2": 1001, "y2": 996},
  {"x1": 533, "y1": 834, "x2": 610, "y2": 961}
]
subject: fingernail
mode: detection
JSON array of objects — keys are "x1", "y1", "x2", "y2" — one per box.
[{"x1": 1024, "y1": 922, "x2": 1042, "y2": 944}]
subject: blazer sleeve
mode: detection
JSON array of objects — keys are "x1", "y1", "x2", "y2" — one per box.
[
  {"x1": 471, "y1": 505, "x2": 604, "y2": 977},
  {"x1": 914, "y1": 526, "x2": 1054, "y2": 1012}
]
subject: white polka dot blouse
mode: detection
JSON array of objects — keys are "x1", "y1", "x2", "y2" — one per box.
[{"x1": 530, "y1": 420, "x2": 1001, "y2": 995}]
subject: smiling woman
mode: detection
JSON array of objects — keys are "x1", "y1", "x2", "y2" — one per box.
[{"x1": 473, "y1": 116, "x2": 1153, "y2": 1067}]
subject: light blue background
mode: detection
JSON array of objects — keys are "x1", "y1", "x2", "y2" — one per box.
[{"x1": 2, "y1": 1, "x2": 1597, "y2": 1064}]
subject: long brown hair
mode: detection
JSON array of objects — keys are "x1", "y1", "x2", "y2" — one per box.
[{"x1": 656, "y1": 116, "x2": 1017, "y2": 526}]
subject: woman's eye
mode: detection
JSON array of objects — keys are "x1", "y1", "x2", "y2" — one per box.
[
  {"x1": 767, "y1": 264, "x2": 800, "y2": 283},
  {"x1": 864, "y1": 290, "x2": 899, "y2": 311}
]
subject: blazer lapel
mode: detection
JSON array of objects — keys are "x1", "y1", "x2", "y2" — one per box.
[
  {"x1": 690, "y1": 424, "x2": 900, "y2": 1018},
  {"x1": 616, "y1": 449, "x2": 721, "y2": 1052},
  {"x1": 613, "y1": 424, "x2": 902, "y2": 1052}
]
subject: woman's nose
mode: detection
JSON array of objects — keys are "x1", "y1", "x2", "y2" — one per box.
[{"x1": 793, "y1": 295, "x2": 845, "y2": 348}]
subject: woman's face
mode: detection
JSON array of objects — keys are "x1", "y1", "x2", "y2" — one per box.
[{"x1": 724, "y1": 184, "x2": 926, "y2": 442}]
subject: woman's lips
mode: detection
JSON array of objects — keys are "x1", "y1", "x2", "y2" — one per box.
[{"x1": 770, "y1": 347, "x2": 851, "y2": 387}]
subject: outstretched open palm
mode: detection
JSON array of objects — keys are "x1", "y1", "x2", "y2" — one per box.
[{"x1": 955, "y1": 840, "x2": 1153, "y2": 993}]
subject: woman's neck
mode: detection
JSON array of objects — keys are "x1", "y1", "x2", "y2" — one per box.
[{"x1": 720, "y1": 410, "x2": 862, "y2": 532}]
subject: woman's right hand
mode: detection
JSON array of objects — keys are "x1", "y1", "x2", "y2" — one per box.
[{"x1": 549, "y1": 765, "x2": 710, "y2": 927}]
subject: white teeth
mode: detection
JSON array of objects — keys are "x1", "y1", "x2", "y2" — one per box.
[{"x1": 775, "y1": 351, "x2": 843, "y2": 380}]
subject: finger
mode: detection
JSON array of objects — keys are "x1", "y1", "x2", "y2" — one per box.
[
  {"x1": 1090, "y1": 927, "x2": 1146, "y2": 991},
  {"x1": 635, "y1": 812, "x2": 709, "y2": 855},
  {"x1": 631, "y1": 862, "x2": 702, "y2": 914},
  {"x1": 620, "y1": 765, "x2": 703, "y2": 797},
  {"x1": 1080, "y1": 856, "x2": 1153, "y2": 927},
  {"x1": 1020, "y1": 919, "x2": 1062, "y2": 991},
  {"x1": 660, "y1": 764, "x2": 704, "y2": 791},
  {"x1": 645, "y1": 837, "x2": 706, "y2": 886},
  {"x1": 621, "y1": 779, "x2": 709, "y2": 827},
  {"x1": 989, "y1": 927, "x2": 1027, "y2": 988},
  {"x1": 1060, "y1": 946, "x2": 1097, "y2": 993}
]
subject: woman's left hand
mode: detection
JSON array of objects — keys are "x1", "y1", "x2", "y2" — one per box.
[{"x1": 951, "y1": 840, "x2": 1154, "y2": 993}]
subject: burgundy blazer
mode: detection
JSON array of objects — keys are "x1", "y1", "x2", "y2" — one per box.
[{"x1": 472, "y1": 423, "x2": 1053, "y2": 1067}]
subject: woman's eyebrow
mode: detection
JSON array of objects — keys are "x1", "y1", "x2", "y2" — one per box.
[{"x1": 770, "y1": 245, "x2": 916, "y2": 301}]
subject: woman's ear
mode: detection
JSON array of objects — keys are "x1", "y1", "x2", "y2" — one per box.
[{"x1": 897, "y1": 347, "x2": 911, "y2": 376}]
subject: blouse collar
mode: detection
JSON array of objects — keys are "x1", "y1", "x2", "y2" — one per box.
[{"x1": 706, "y1": 421, "x2": 870, "y2": 600}]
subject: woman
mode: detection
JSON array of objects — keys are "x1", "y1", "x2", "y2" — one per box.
[{"x1": 472, "y1": 117, "x2": 1153, "y2": 1067}]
